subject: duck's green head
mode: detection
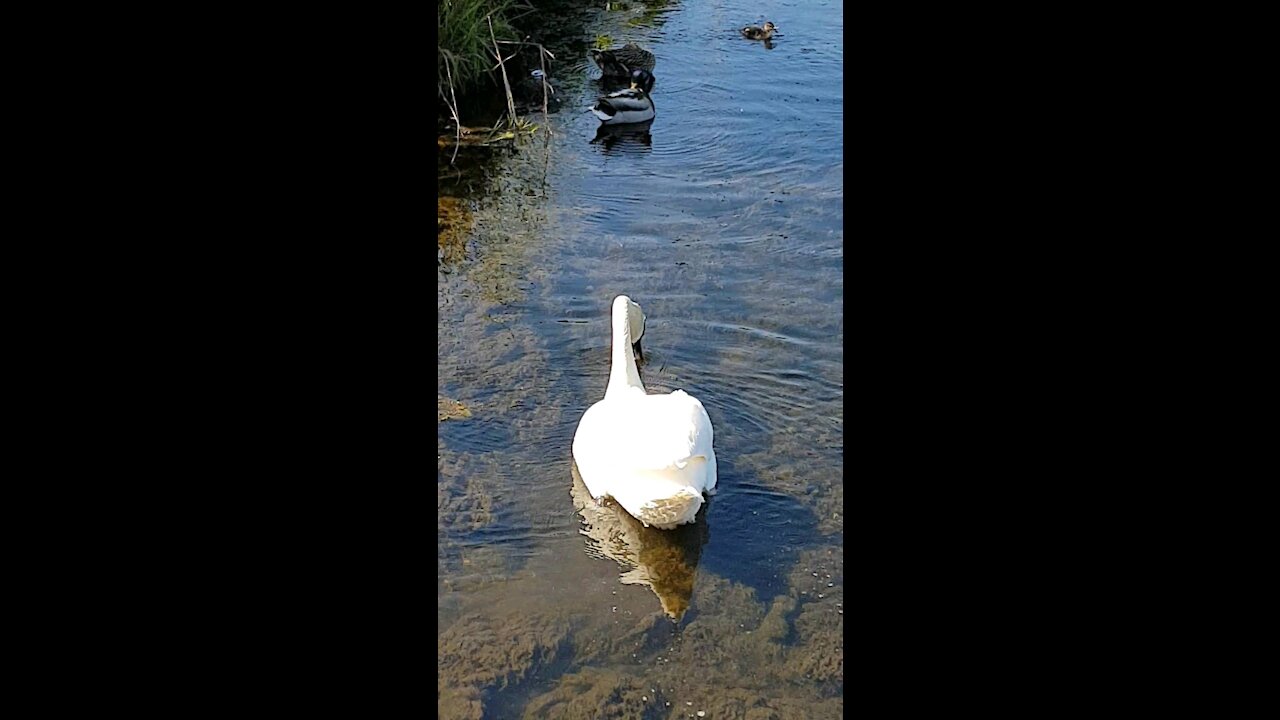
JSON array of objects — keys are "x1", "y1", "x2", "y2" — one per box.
[{"x1": 629, "y1": 68, "x2": 656, "y2": 93}]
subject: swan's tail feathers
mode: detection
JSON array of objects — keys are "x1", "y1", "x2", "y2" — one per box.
[{"x1": 637, "y1": 487, "x2": 704, "y2": 530}]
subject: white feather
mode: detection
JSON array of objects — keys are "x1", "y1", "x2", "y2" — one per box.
[{"x1": 572, "y1": 295, "x2": 717, "y2": 529}]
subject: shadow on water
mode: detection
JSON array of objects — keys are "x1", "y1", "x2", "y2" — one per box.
[
  {"x1": 694, "y1": 454, "x2": 821, "y2": 604},
  {"x1": 571, "y1": 463, "x2": 707, "y2": 622}
]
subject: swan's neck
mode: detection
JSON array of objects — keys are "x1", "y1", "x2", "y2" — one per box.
[{"x1": 606, "y1": 307, "x2": 644, "y2": 397}]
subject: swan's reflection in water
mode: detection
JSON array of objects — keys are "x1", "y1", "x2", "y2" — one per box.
[{"x1": 571, "y1": 463, "x2": 709, "y2": 621}]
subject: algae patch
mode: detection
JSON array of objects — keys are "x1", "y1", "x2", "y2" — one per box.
[
  {"x1": 439, "y1": 196, "x2": 472, "y2": 266},
  {"x1": 438, "y1": 395, "x2": 472, "y2": 422},
  {"x1": 438, "y1": 610, "x2": 571, "y2": 718},
  {"x1": 522, "y1": 667, "x2": 668, "y2": 720}
]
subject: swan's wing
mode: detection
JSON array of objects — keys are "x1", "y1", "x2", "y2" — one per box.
[
  {"x1": 574, "y1": 389, "x2": 715, "y2": 485},
  {"x1": 572, "y1": 399, "x2": 614, "y2": 468},
  {"x1": 623, "y1": 390, "x2": 714, "y2": 470},
  {"x1": 574, "y1": 396, "x2": 645, "y2": 495}
]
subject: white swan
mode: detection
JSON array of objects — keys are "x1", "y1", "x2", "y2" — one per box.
[{"x1": 572, "y1": 295, "x2": 717, "y2": 529}]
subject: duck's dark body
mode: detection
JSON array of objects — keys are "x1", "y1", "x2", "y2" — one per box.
[
  {"x1": 589, "y1": 43, "x2": 656, "y2": 77},
  {"x1": 741, "y1": 22, "x2": 778, "y2": 40}
]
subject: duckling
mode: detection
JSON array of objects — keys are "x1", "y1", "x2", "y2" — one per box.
[
  {"x1": 590, "y1": 68, "x2": 656, "y2": 125},
  {"x1": 589, "y1": 43, "x2": 656, "y2": 78},
  {"x1": 741, "y1": 21, "x2": 779, "y2": 40}
]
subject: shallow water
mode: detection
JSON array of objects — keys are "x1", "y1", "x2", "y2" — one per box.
[{"x1": 439, "y1": 0, "x2": 843, "y2": 716}]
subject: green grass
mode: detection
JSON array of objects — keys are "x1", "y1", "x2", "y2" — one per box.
[{"x1": 438, "y1": 0, "x2": 526, "y2": 99}]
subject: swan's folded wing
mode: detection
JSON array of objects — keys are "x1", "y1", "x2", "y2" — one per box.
[{"x1": 625, "y1": 390, "x2": 714, "y2": 470}]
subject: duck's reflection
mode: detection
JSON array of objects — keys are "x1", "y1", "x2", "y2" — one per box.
[
  {"x1": 591, "y1": 120, "x2": 654, "y2": 153},
  {"x1": 571, "y1": 463, "x2": 709, "y2": 621}
]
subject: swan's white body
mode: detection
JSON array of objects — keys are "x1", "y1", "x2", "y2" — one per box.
[{"x1": 572, "y1": 296, "x2": 717, "y2": 530}]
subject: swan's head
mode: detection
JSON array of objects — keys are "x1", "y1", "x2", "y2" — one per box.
[{"x1": 612, "y1": 295, "x2": 647, "y2": 356}]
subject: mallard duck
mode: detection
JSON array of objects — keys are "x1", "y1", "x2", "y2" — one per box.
[
  {"x1": 572, "y1": 295, "x2": 717, "y2": 530},
  {"x1": 589, "y1": 43, "x2": 656, "y2": 78},
  {"x1": 513, "y1": 69, "x2": 560, "y2": 114},
  {"x1": 741, "y1": 21, "x2": 778, "y2": 40},
  {"x1": 590, "y1": 68, "x2": 656, "y2": 125}
]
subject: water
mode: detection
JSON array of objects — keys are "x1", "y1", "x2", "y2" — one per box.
[{"x1": 439, "y1": 1, "x2": 842, "y2": 716}]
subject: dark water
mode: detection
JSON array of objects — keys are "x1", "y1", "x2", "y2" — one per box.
[{"x1": 439, "y1": 1, "x2": 842, "y2": 717}]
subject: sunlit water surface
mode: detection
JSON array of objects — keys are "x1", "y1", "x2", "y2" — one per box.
[{"x1": 439, "y1": 1, "x2": 842, "y2": 717}]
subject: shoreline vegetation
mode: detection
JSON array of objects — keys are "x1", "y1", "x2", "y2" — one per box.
[
  {"x1": 438, "y1": 0, "x2": 674, "y2": 158},
  {"x1": 439, "y1": 0, "x2": 555, "y2": 157}
]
